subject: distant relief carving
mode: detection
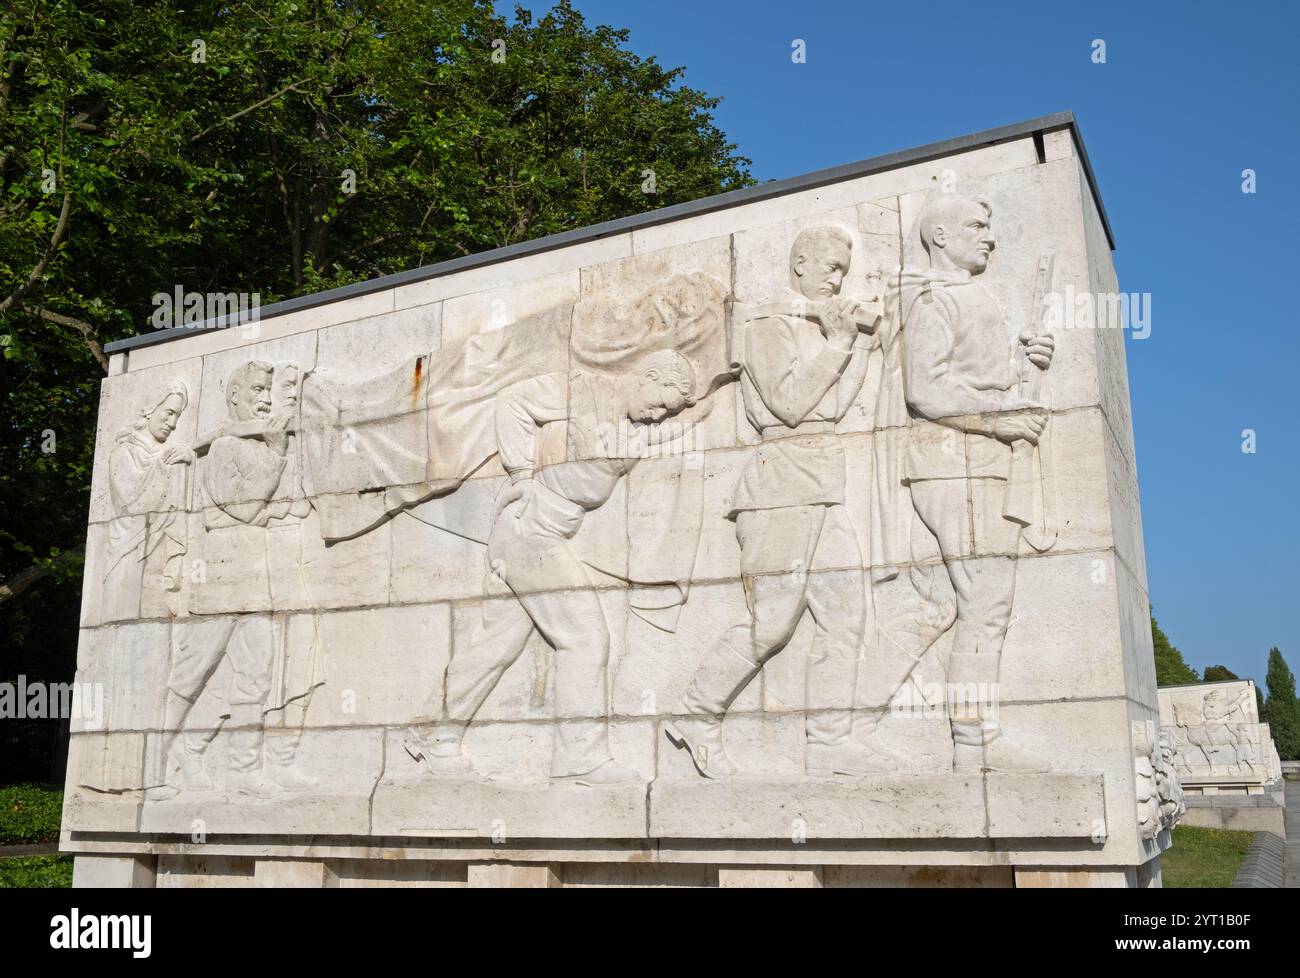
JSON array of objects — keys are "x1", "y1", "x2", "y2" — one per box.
[{"x1": 1159, "y1": 683, "x2": 1282, "y2": 788}]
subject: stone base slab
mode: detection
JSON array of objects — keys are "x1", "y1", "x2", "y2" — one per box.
[
  {"x1": 77, "y1": 771, "x2": 1107, "y2": 843},
  {"x1": 1180, "y1": 794, "x2": 1286, "y2": 837},
  {"x1": 370, "y1": 775, "x2": 648, "y2": 839},
  {"x1": 140, "y1": 791, "x2": 372, "y2": 835},
  {"x1": 649, "y1": 773, "x2": 1106, "y2": 840}
]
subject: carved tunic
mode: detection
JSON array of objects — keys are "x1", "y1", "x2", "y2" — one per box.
[
  {"x1": 728, "y1": 313, "x2": 869, "y2": 518},
  {"x1": 495, "y1": 372, "x2": 631, "y2": 540},
  {"x1": 102, "y1": 432, "x2": 188, "y2": 621},
  {"x1": 204, "y1": 435, "x2": 289, "y2": 528},
  {"x1": 902, "y1": 276, "x2": 1017, "y2": 481},
  {"x1": 192, "y1": 434, "x2": 288, "y2": 615}
]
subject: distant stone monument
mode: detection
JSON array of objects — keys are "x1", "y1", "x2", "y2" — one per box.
[
  {"x1": 65, "y1": 112, "x2": 1179, "y2": 888},
  {"x1": 1157, "y1": 680, "x2": 1284, "y2": 835}
]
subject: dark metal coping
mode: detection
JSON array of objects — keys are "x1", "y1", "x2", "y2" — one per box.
[{"x1": 106, "y1": 110, "x2": 1112, "y2": 356}]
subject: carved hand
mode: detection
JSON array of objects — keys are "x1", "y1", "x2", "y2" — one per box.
[
  {"x1": 264, "y1": 411, "x2": 293, "y2": 456},
  {"x1": 495, "y1": 478, "x2": 533, "y2": 519},
  {"x1": 161, "y1": 445, "x2": 194, "y2": 465},
  {"x1": 820, "y1": 296, "x2": 861, "y2": 348},
  {"x1": 1020, "y1": 330, "x2": 1055, "y2": 370},
  {"x1": 992, "y1": 412, "x2": 1047, "y2": 446}
]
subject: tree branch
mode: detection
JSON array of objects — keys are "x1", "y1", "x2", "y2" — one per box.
[
  {"x1": 32, "y1": 306, "x2": 110, "y2": 373},
  {"x1": 0, "y1": 546, "x2": 84, "y2": 606},
  {"x1": 190, "y1": 80, "x2": 304, "y2": 144},
  {"x1": 0, "y1": 190, "x2": 73, "y2": 314}
]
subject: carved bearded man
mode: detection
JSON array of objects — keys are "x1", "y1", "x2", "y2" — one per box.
[
  {"x1": 153, "y1": 361, "x2": 299, "y2": 799},
  {"x1": 667, "y1": 226, "x2": 899, "y2": 779},
  {"x1": 900, "y1": 193, "x2": 1055, "y2": 771}
]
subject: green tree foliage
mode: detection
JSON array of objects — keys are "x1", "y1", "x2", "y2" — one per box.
[
  {"x1": 1151, "y1": 614, "x2": 1199, "y2": 686},
  {"x1": 0, "y1": 1, "x2": 752, "y2": 769},
  {"x1": 1202, "y1": 665, "x2": 1238, "y2": 683},
  {"x1": 1262, "y1": 647, "x2": 1300, "y2": 761}
]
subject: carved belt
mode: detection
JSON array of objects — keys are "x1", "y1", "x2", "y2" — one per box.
[{"x1": 760, "y1": 420, "x2": 835, "y2": 440}]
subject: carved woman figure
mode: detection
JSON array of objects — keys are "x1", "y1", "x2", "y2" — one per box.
[{"x1": 101, "y1": 380, "x2": 193, "y2": 622}]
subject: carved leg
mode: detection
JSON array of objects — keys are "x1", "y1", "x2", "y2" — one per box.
[
  {"x1": 223, "y1": 616, "x2": 280, "y2": 798},
  {"x1": 803, "y1": 528, "x2": 893, "y2": 775},
  {"x1": 949, "y1": 651, "x2": 1050, "y2": 773},
  {"x1": 148, "y1": 690, "x2": 217, "y2": 801},
  {"x1": 150, "y1": 618, "x2": 239, "y2": 800},
  {"x1": 517, "y1": 566, "x2": 637, "y2": 782},
  {"x1": 265, "y1": 693, "x2": 318, "y2": 790},
  {"x1": 669, "y1": 506, "x2": 819, "y2": 778},
  {"x1": 667, "y1": 626, "x2": 757, "y2": 779},
  {"x1": 410, "y1": 596, "x2": 536, "y2": 776}
]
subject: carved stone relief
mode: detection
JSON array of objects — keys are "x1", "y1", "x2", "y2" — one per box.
[
  {"x1": 72, "y1": 177, "x2": 1142, "y2": 856},
  {"x1": 1157, "y1": 682, "x2": 1283, "y2": 788}
]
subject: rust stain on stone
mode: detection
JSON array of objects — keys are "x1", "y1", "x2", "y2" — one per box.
[{"x1": 413, "y1": 356, "x2": 423, "y2": 403}]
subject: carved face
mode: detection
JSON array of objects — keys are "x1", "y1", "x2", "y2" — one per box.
[
  {"x1": 933, "y1": 199, "x2": 995, "y2": 274},
  {"x1": 229, "y1": 367, "x2": 273, "y2": 422},
  {"x1": 792, "y1": 239, "x2": 851, "y2": 300},
  {"x1": 625, "y1": 368, "x2": 692, "y2": 424},
  {"x1": 146, "y1": 393, "x2": 186, "y2": 444},
  {"x1": 275, "y1": 367, "x2": 300, "y2": 408}
]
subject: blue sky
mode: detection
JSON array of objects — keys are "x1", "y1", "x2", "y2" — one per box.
[{"x1": 568, "y1": 0, "x2": 1299, "y2": 684}]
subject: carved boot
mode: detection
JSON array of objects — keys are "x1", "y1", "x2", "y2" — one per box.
[
  {"x1": 225, "y1": 707, "x2": 282, "y2": 800},
  {"x1": 664, "y1": 634, "x2": 757, "y2": 779},
  {"x1": 952, "y1": 720, "x2": 1052, "y2": 773},
  {"x1": 806, "y1": 712, "x2": 897, "y2": 777},
  {"x1": 806, "y1": 655, "x2": 894, "y2": 777},
  {"x1": 264, "y1": 729, "x2": 318, "y2": 791},
  {"x1": 948, "y1": 652, "x2": 1050, "y2": 773},
  {"x1": 550, "y1": 720, "x2": 638, "y2": 784},
  {"x1": 854, "y1": 712, "x2": 913, "y2": 769},
  {"x1": 664, "y1": 714, "x2": 738, "y2": 780},
  {"x1": 403, "y1": 721, "x2": 474, "y2": 776},
  {"x1": 149, "y1": 736, "x2": 212, "y2": 801},
  {"x1": 553, "y1": 759, "x2": 644, "y2": 786}
]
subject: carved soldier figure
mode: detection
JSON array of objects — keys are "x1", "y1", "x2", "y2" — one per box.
[
  {"x1": 262, "y1": 361, "x2": 324, "y2": 784},
  {"x1": 666, "y1": 226, "x2": 898, "y2": 779},
  {"x1": 900, "y1": 193, "x2": 1055, "y2": 771},
  {"x1": 405, "y1": 350, "x2": 699, "y2": 785},
  {"x1": 102, "y1": 381, "x2": 193, "y2": 623},
  {"x1": 152, "y1": 360, "x2": 303, "y2": 800}
]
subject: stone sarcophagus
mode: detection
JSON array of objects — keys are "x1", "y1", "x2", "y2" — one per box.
[{"x1": 65, "y1": 112, "x2": 1176, "y2": 888}]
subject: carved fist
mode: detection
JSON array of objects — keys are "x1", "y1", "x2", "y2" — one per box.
[
  {"x1": 161, "y1": 446, "x2": 194, "y2": 465},
  {"x1": 263, "y1": 411, "x2": 293, "y2": 456},
  {"x1": 993, "y1": 412, "x2": 1047, "y2": 446},
  {"x1": 495, "y1": 478, "x2": 533, "y2": 519},
  {"x1": 820, "y1": 296, "x2": 860, "y2": 346},
  {"x1": 1020, "y1": 330, "x2": 1055, "y2": 370}
]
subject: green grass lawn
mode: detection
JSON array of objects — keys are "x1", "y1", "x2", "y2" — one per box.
[
  {"x1": 1161, "y1": 825, "x2": 1255, "y2": 888},
  {"x1": 0, "y1": 854, "x2": 72, "y2": 888}
]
